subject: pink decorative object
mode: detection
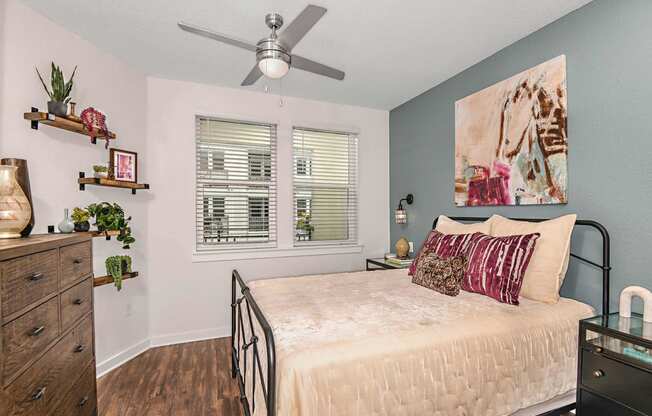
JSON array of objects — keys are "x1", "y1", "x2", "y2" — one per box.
[{"x1": 80, "y1": 107, "x2": 108, "y2": 137}]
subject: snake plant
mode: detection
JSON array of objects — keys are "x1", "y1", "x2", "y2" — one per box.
[{"x1": 36, "y1": 62, "x2": 77, "y2": 103}]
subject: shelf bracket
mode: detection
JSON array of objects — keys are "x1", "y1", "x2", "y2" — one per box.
[
  {"x1": 79, "y1": 172, "x2": 86, "y2": 191},
  {"x1": 30, "y1": 107, "x2": 39, "y2": 130}
]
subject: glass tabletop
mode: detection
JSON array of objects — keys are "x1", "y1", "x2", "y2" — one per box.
[
  {"x1": 583, "y1": 312, "x2": 652, "y2": 367},
  {"x1": 368, "y1": 258, "x2": 412, "y2": 269},
  {"x1": 583, "y1": 312, "x2": 652, "y2": 343}
]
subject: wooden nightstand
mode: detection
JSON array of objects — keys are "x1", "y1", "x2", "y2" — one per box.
[
  {"x1": 578, "y1": 313, "x2": 652, "y2": 415},
  {"x1": 366, "y1": 258, "x2": 412, "y2": 271}
]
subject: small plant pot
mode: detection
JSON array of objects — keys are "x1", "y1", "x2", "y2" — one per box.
[
  {"x1": 93, "y1": 171, "x2": 108, "y2": 179},
  {"x1": 47, "y1": 101, "x2": 68, "y2": 117},
  {"x1": 73, "y1": 221, "x2": 90, "y2": 232}
]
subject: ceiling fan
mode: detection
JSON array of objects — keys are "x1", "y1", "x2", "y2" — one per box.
[{"x1": 178, "y1": 5, "x2": 345, "y2": 86}]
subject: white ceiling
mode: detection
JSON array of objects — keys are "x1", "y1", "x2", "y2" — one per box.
[{"x1": 21, "y1": 0, "x2": 592, "y2": 110}]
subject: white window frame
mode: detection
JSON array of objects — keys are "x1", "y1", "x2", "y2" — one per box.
[
  {"x1": 292, "y1": 126, "x2": 359, "y2": 248},
  {"x1": 194, "y1": 115, "x2": 277, "y2": 252}
]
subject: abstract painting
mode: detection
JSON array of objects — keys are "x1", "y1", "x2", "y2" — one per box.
[{"x1": 455, "y1": 55, "x2": 567, "y2": 206}]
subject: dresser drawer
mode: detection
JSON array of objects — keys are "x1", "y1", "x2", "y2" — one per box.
[
  {"x1": 52, "y1": 361, "x2": 96, "y2": 416},
  {"x1": 2, "y1": 297, "x2": 60, "y2": 385},
  {"x1": 60, "y1": 242, "x2": 92, "y2": 288},
  {"x1": 5, "y1": 316, "x2": 94, "y2": 416},
  {"x1": 60, "y1": 278, "x2": 92, "y2": 331},
  {"x1": 1, "y1": 249, "x2": 58, "y2": 318},
  {"x1": 581, "y1": 349, "x2": 652, "y2": 414},
  {"x1": 579, "y1": 389, "x2": 645, "y2": 416}
]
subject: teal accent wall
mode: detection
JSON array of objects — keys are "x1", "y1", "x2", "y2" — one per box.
[{"x1": 389, "y1": 0, "x2": 652, "y2": 312}]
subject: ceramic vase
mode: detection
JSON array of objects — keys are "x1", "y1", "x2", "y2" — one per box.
[
  {"x1": 1, "y1": 158, "x2": 34, "y2": 236},
  {"x1": 57, "y1": 208, "x2": 74, "y2": 233},
  {"x1": 0, "y1": 166, "x2": 32, "y2": 239},
  {"x1": 395, "y1": 236, "x2": 410, "y2": 259}
]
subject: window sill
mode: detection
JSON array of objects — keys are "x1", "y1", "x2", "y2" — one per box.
[{"x1": 192, "y1": 244, "x2": 364, "y2": 262}]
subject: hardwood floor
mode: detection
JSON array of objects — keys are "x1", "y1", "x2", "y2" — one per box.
[{"x1": 97, "y1": 338, "x2": 241, "y2": 416}]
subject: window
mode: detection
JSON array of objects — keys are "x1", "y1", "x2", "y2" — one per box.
[
  {"x1": 248, "y1": 150, "x2": 271, "y2": 180},
  {"x1": 293, "y1": 127, "x2": 358, "y2": 245},
  {"x1": 196, "y1": 116, "x2": 277, "y2": 250},
  {"x1": 248, "y1": 197, "x2": 269, "y2": 232},
  {"x1": 295, "y1": 151, "x2": 312, "y2": 176}
]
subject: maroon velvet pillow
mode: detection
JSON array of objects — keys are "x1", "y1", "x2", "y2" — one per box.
[
  {"x1": 462, "y1": 233, "x2": 540, "y2": 305},
  {"x1": 408, "y1": 230, "x2": 476, "y2": 276}
]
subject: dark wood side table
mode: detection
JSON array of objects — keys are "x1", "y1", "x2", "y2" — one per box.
[
  {"x1": 366, "y1": 258, "x2": 412, "y2": 271},
  {"x1": 578, "y1": 312, "x2": 652, "y2": 415}
]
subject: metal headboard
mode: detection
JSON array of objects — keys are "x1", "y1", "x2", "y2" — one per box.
[{"x1": 432, "y1": 216, "x2": 611, "y2": 315}]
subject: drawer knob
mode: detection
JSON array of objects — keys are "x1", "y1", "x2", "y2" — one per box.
[
  {"x1": 74, "y1": 344, "x2": 85, "y2": 353},
  {"x1": 29, "y1": 326, "x2": 45, "y2": 337},
  {"x1": 27, "y1": 272, "x2": 44, "y2": 282},
  {"x1": 592, "y1": 369, "x2": 605, "y2": 378},
  {"x1": 73, "y1": 298, "x2": 84, "y2": 305},
  {"x1": 31, "y1": 386, "x2": 46, "y2": 401},
  {"x1": 78, "y1": 396, "x2": 89, "y2": 407},
  {"x1": 73, "y1": 258, "x2": 83, "y2": 264}
]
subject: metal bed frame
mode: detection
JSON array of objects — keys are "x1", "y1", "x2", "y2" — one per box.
[{"x1": 231, "y1": 216, "x2": 611, "y2": 416}]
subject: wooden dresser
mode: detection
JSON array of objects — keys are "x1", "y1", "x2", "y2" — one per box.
[{"x1": 0, "y1": 234, "x2": 97, "y2": 416}]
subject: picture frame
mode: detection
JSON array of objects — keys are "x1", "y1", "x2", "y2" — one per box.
[{"x1": 109, "y1": 148, "x2": 138, "y2": 183}]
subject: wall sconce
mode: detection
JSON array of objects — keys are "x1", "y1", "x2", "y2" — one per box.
[{"x1": 395, "y1": 194, "x2": 414, "y2": 224}]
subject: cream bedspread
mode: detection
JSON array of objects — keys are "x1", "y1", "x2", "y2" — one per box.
[{"x1": 240, "y1": 269, "x2": 593, "y2": 416}]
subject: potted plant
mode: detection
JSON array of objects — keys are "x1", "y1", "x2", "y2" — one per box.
[
  {"x1": 71, "y1": 207, "x2": 91, "y2": 232},
  {"x1": 296, "y1": 212, "x2": 314, "y2": 240},
  {"x1": 86, "y1": 202, "x2": 135, "y2": 249},
  {"x1": 105, "y1": 255, "x2": 132, "y2": 291},
  {"x1": 92, "y1": 164, "x2": 109, "y2": 179},
  {"x1": 36, "y1": 62, "x2": 77, "y2": 116}
]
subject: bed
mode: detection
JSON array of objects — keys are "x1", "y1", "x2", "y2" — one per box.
[{"x1": 230, "y1": 216, "x2": 611, "y2": 416}]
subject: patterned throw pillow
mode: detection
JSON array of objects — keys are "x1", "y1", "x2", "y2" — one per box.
[
  {"x1": 462, "y1": 233, "x2": 540, "y2": 305},
  {"x1": 408, "y1": 231, "x2": 476, "y2": 276},
  {"x1": 412, "y1": 253, "x2": 468, "y2": 296}
]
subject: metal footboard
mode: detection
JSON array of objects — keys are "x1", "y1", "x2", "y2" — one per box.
[{"x1": 231, "y1": 269, "x2": 276, "y2": 416}]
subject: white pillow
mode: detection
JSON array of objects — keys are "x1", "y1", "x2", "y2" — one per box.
[
  {"x1": 435, "y1": 215, "x2": 493, "y2": 235},
  {"x1": 490, "y1": 214, "x2": 576, "y2": 303}
]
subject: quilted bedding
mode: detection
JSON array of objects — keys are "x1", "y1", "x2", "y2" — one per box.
[{"x1": 239, "y1": 268, "x2": 593, "y2": 416}]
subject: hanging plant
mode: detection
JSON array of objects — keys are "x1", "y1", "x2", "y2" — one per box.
[
  {"x1": 86, "y1": 202, "x2": 135, "y2": 249},
  {"x1": 105, "y1": 255, "x2": 132, "y2": 291}
]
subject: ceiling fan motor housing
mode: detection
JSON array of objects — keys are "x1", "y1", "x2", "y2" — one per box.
[{"x1": 257, "y1": 13, "x2": 291, "y2": 69}]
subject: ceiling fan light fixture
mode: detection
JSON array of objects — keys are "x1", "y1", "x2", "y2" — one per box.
[{"x1": 258, "y1": 57, "x2": 290, "y2": 79}]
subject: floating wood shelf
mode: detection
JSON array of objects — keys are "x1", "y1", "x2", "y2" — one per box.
[
  {"x1": 78, "y1": 172, "x2": 150, "y2": 194},
  {"x1": 24, "y1": 107, "x2": 116, "y2": 147},
  {"x1": 93, "y1": 271, "x2": 139, "y2": 287}
]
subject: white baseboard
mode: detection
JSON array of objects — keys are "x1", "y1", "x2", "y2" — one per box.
[
  {"x1": 95, "y1": 326, "x2": 229, "y2": 378},
  {"x1": 150, "y1": 326, "x2": 230, "y2": 348},
  {"x1": 96, "y1": 338, "x2": 151, "y2": 378}
]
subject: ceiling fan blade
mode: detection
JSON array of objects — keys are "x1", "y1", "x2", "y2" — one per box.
[
  {"x1": 241, "y1": 64, "x2": 263, "y2": 86},
  {"x1": 178, "y1": 21, "x2": 257, "y2": 52},
  {"x1": 278, "y1": 5, "x2": 327, "y2": 50},
  {"x1": 291, "y1": 55, "x2": 345, "y2": 81}
]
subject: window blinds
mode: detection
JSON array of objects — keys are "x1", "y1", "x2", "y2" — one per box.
[
  {"x1": 292, "y1": 127, "x2": 358, "y2": 245},
  {"x1": 196, "y1": 116, "x2": 277, "y2": 250}
]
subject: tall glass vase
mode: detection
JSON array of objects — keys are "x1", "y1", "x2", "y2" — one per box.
[
  {"x1": 0, "y1": 166, "x2": 32, "y2": 238},
  {"x1": 1, "y1": 158, "x2": 34, "y2": 236}
]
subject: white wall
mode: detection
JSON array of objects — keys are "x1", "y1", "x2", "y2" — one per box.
[
  {"x1": 0, "y1": 0, "x2": 150, "y2": 373},
  {"x1": 0, "y1": 0, "x2": 390, "y2": 375},
  {"x1": 146, "y1": 78, "x2": 389, "y2": 344}
]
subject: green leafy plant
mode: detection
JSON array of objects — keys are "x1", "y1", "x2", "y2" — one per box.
[
  {"x1": 71, "y1": 207, "x2": 90, "y2": 224},
  {"x1": 105, "y1": 255, "x2": 132, "y2": 291},
  {"x1": 36, "y1": 62, "x2": 77, "y2": 103},
  {"x1": 296, "y1": 212, "x2": 314, "y2": 234},
  {"x1": 92, "y1": 165, "x2": 108, "y2": 173},
  {"x1": 86, "y1": 202, "x2": 135, "y2": 249}
]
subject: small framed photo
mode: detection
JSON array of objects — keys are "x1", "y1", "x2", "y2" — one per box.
[{"x1": 109, "y1": 148, "x2": 138, "y2": 183}]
